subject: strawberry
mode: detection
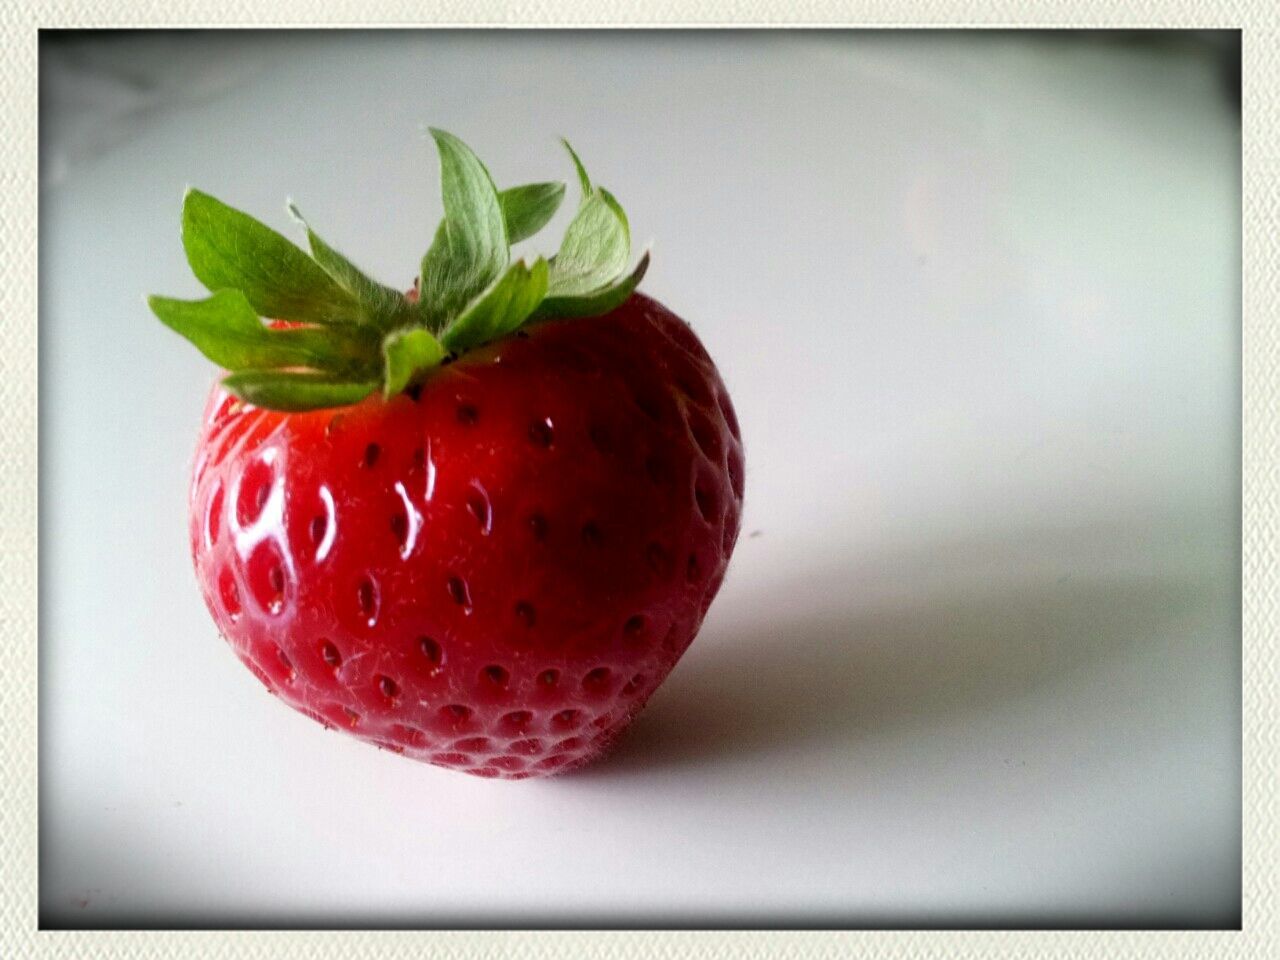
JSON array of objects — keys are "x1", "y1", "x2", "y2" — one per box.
[{"x1": 149, "y1": 130, "x2": 743, "y2": 778}]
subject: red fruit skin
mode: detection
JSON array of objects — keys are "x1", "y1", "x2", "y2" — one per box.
[{"x1": 188, "y1": 293, "x2": 744, "y2": 779}]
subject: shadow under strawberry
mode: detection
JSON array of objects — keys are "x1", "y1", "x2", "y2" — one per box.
[{"x1": 567, "y1": 517, "x2": 1232, "y2": 780}]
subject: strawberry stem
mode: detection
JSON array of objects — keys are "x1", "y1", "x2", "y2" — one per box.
[{"x1": 148, "y1": 130, "x2": 649, "y2": 412}]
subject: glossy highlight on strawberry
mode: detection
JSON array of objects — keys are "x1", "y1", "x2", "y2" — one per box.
[{"x1": 153, "y1": 130, "x2": 743, "y2": 777}]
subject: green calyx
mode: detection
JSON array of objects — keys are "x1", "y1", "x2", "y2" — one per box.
[{"x1": 148, "y1": 129, "x2": 649, "y2": 412}]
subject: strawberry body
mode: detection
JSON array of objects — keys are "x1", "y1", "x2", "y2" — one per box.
[{"x1": 190, "y1": 293, "x2": 743, "y2": 778}]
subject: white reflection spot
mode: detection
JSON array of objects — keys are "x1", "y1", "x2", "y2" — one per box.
[
  {"x1": 394, "y1": 481, "x2": 421, "y2": 560},
  {"x1": 316, "y1": 486, "x2": 337, "y2": 562}
]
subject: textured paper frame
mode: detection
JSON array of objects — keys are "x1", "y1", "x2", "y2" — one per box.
[{"x1": 7, "y1": 6, "x2": 1273, "y2": 959}]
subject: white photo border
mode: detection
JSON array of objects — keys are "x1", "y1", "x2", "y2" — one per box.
[{"x1": 6, "y1": 7, "x2": 1270, "y2": 958}]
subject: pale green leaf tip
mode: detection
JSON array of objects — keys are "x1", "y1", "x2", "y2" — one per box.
[
  {"x1": 560, "y1": 138, "x2": 592, "y2": 195},
  {"x1": 145, "y1": 293, "x2": 162, "y2": 313}
]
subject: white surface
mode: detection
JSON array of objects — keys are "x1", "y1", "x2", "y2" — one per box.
[{"x1": 39, "y1": 31, "x2": 1240, "y2": 926}]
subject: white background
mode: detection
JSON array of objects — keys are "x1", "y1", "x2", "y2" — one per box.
[{"x1": 39, "y1": 31, "x2": 1240, "y2": 927}]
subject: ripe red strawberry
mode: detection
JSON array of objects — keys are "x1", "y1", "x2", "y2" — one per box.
[{"x1": 151, "y1": 130, "x2": 742, "y2": 778}]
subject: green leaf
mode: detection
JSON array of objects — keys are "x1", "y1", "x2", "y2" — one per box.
[
  {"x1": 148, "y1": 289, "x2": 375, "y2": 374},
  {"x1": 442, "y1": 258, "x2": 549, "y2": 354},
  {"x1": 182, "y1": 189, "x2": 360, "y2": 324},
  {"x1": 535, "y1": 248, "x2": 649, "y2": 320},
  {"x1": 499, "y1": 182, "x2": 566, "y2": 243},
  {"x1": 382, "y1": 327, "x2": 445, "y2": 397},
  {"x1": 561, "y1": 139, "x2": 592, "y2": 197},
  {"x1": 420, "y1": 179, "x2": 562, "y2": 309},
  {"x1": 222, "y1": 370, "x2": 379, "y2": 412},
  {"x1": 288, "y1": 203, "x2": 411, "y2": 328},
  {"x1": 546, "y1": 188, "x2": 631, "y2": 298},
  {"x1": 419, "y1": 129, "x2": 508, "y2": 331},
  {"x1": 426, "y1": 182, "x2": 565, "y2": 268}
]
